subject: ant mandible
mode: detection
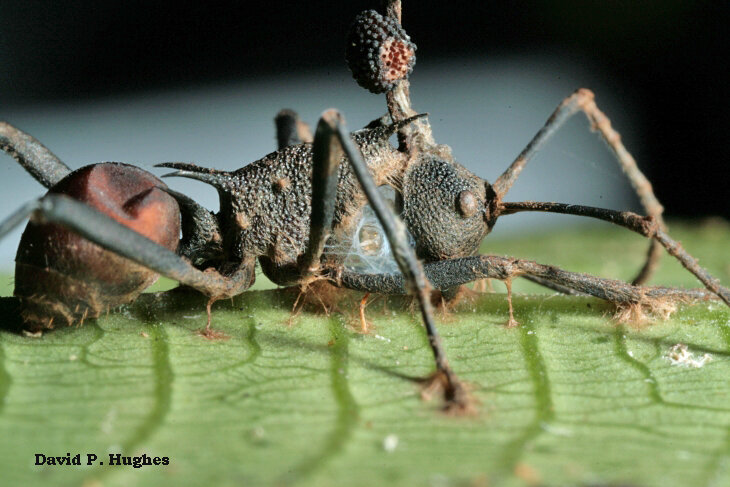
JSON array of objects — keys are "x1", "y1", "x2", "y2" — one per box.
[{"x1": 1, "y1": 2, "x2": 728, "y2": 412}]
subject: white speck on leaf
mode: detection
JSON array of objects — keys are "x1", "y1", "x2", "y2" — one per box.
[
  {"x1": 676, "y1": 450, "x2": 692, "y2": 460},
  {"x1": 383, "y1": 434, "x2": 398, "y2": 453},
  {"x1": 251, "y1": 426, "x2": 265, "y2": 441},
  {"x1": 540, "y1": 422, "x2": 573, "y2": 437},
  {"x1": 666, "y1": 343, "x2": 712, "y2": 368},
  {"x1": 101, "y1": 408, "x2": 118, "y2": 435}
]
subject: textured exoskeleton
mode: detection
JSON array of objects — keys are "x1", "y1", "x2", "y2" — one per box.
[{"x1": 1, "y1": 1, "x2": 729, "y2": 412}]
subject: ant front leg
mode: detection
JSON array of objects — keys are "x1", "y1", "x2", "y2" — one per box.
[
  {"x1": 337, "y1": 255, "x2": 722, "y2": 325},
  {"x1": 499, "y1": 201, "x2": 730, "y2": 306},
  {"x1": 320, "y1": 111, "x2": 470, "y2": 413},
  {"x1": 1, "y1": 121, "x2": 71, "y2": 188},
  {"x1": 492, "y1": 89, "x2": 665, "y2": 286}
]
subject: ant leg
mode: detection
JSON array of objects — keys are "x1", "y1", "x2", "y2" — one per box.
[
  {"x1": 297, "y1": 110, "x2": 345, "y2": 276},
  {"x1": 1, "y1": 122, "x2": 71, "y2": 188},
  {"x1": 503, "y1": 278, "x2": 519, "y2": 328},
  {"x1": 326, "y1": 110, "x2": 469, "y2": 412},
  {"x1": 0, "y1": 194, "x2": 255, "y2": 301},
  {"x1": 500, "y1": 201, "x2": 730, "y2": 306},
  {"x1": 274, "y1": 109, "x2": 313, "y2": 149},
  {"x1": 492, "y1": 89, "x2": 664, "y2": 285},
  {"x1": 335, "y1": 256, "x2": 719, "y2": 312},
  {"x1": 339, "y1": 200, "x2": 730, "y2": 308},
  {"x1": 521, "y1": 275, "x2": 583, "y2": 296},
  {"x1": 359, "y1": 292, "x2": 371, "y2": 333}
]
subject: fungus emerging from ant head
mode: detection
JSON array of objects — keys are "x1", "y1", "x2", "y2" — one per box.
[{"x1": 346, "y1": 9, "x2": 417, "y2": 94}]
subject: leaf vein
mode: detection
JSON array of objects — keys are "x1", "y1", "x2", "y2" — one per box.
[
  {"x1": 497, "y1": 314, "x2": 554, "y2": 479},
  {"x1": 278, "y1": 316, "x2": 360, "y2": 484}
]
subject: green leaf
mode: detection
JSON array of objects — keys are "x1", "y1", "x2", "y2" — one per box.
[{"x1": 0, "y1": 222, "x2": 729, "y2": 487}]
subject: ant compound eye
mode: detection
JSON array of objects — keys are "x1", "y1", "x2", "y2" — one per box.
[
  {"x1": 346, "y1": 9, "x2": 416, "y2": 94},
  {"x1": 458, "y1": 190, "x2": 478, "y2": 218}
]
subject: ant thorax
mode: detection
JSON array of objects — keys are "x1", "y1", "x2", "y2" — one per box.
[{"x1": 219, "y1": 124, "x2": 408, "y2": 266}]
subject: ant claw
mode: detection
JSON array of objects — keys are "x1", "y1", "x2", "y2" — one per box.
[
  {"x1": 196, "y1": 327, "x2": 229, "y2": 341},
  {"x1": 420, "y1": 368, "x2": 476, "y2": 415},
  {"x1": 505, "y1": 317, "x2": 521, "y2": 329},
  {"x1": 197, "y1": 297, "x2": 229, "y2": 340}
]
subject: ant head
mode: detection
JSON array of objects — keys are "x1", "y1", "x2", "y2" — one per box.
[{"x1": 402, "y1": 155, "x2": 492, "y2": 261}]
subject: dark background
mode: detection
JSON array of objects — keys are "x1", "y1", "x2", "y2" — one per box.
[{"x1": 1, "y1": 0, "x2": 727, "y2": 218}]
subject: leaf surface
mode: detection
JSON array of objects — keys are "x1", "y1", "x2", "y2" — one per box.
[{"x1": 0, "y1": 222, "x2": 729, "y2": 487}]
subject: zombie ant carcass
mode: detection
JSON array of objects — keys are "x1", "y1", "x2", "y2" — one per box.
[{"x1": 1, "y1": 4, "x2": 729, "y2": 410}]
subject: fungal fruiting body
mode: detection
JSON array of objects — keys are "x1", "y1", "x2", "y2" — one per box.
[{"x1": 346, "y1": 9, "x2": 416, "y2": 94}]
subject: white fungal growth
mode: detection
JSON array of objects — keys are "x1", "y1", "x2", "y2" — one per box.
[
  {"x1": 328, "y1": 186, "x2": 415, "y2": 274},
  {"x1": 383, "y1": 434, "x2": 399, "y2": 453},
  {"x1": 666, "y1": 343, "x2": 712, "y2": 368}
]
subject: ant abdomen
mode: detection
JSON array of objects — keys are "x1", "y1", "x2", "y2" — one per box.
[{"x1": 14, "y1": 163, "x2": 180, "y2": 330}]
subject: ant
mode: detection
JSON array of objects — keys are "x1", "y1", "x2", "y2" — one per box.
[{"x1": 1, "y1": 1, "x2": 728, "y2": 412}]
